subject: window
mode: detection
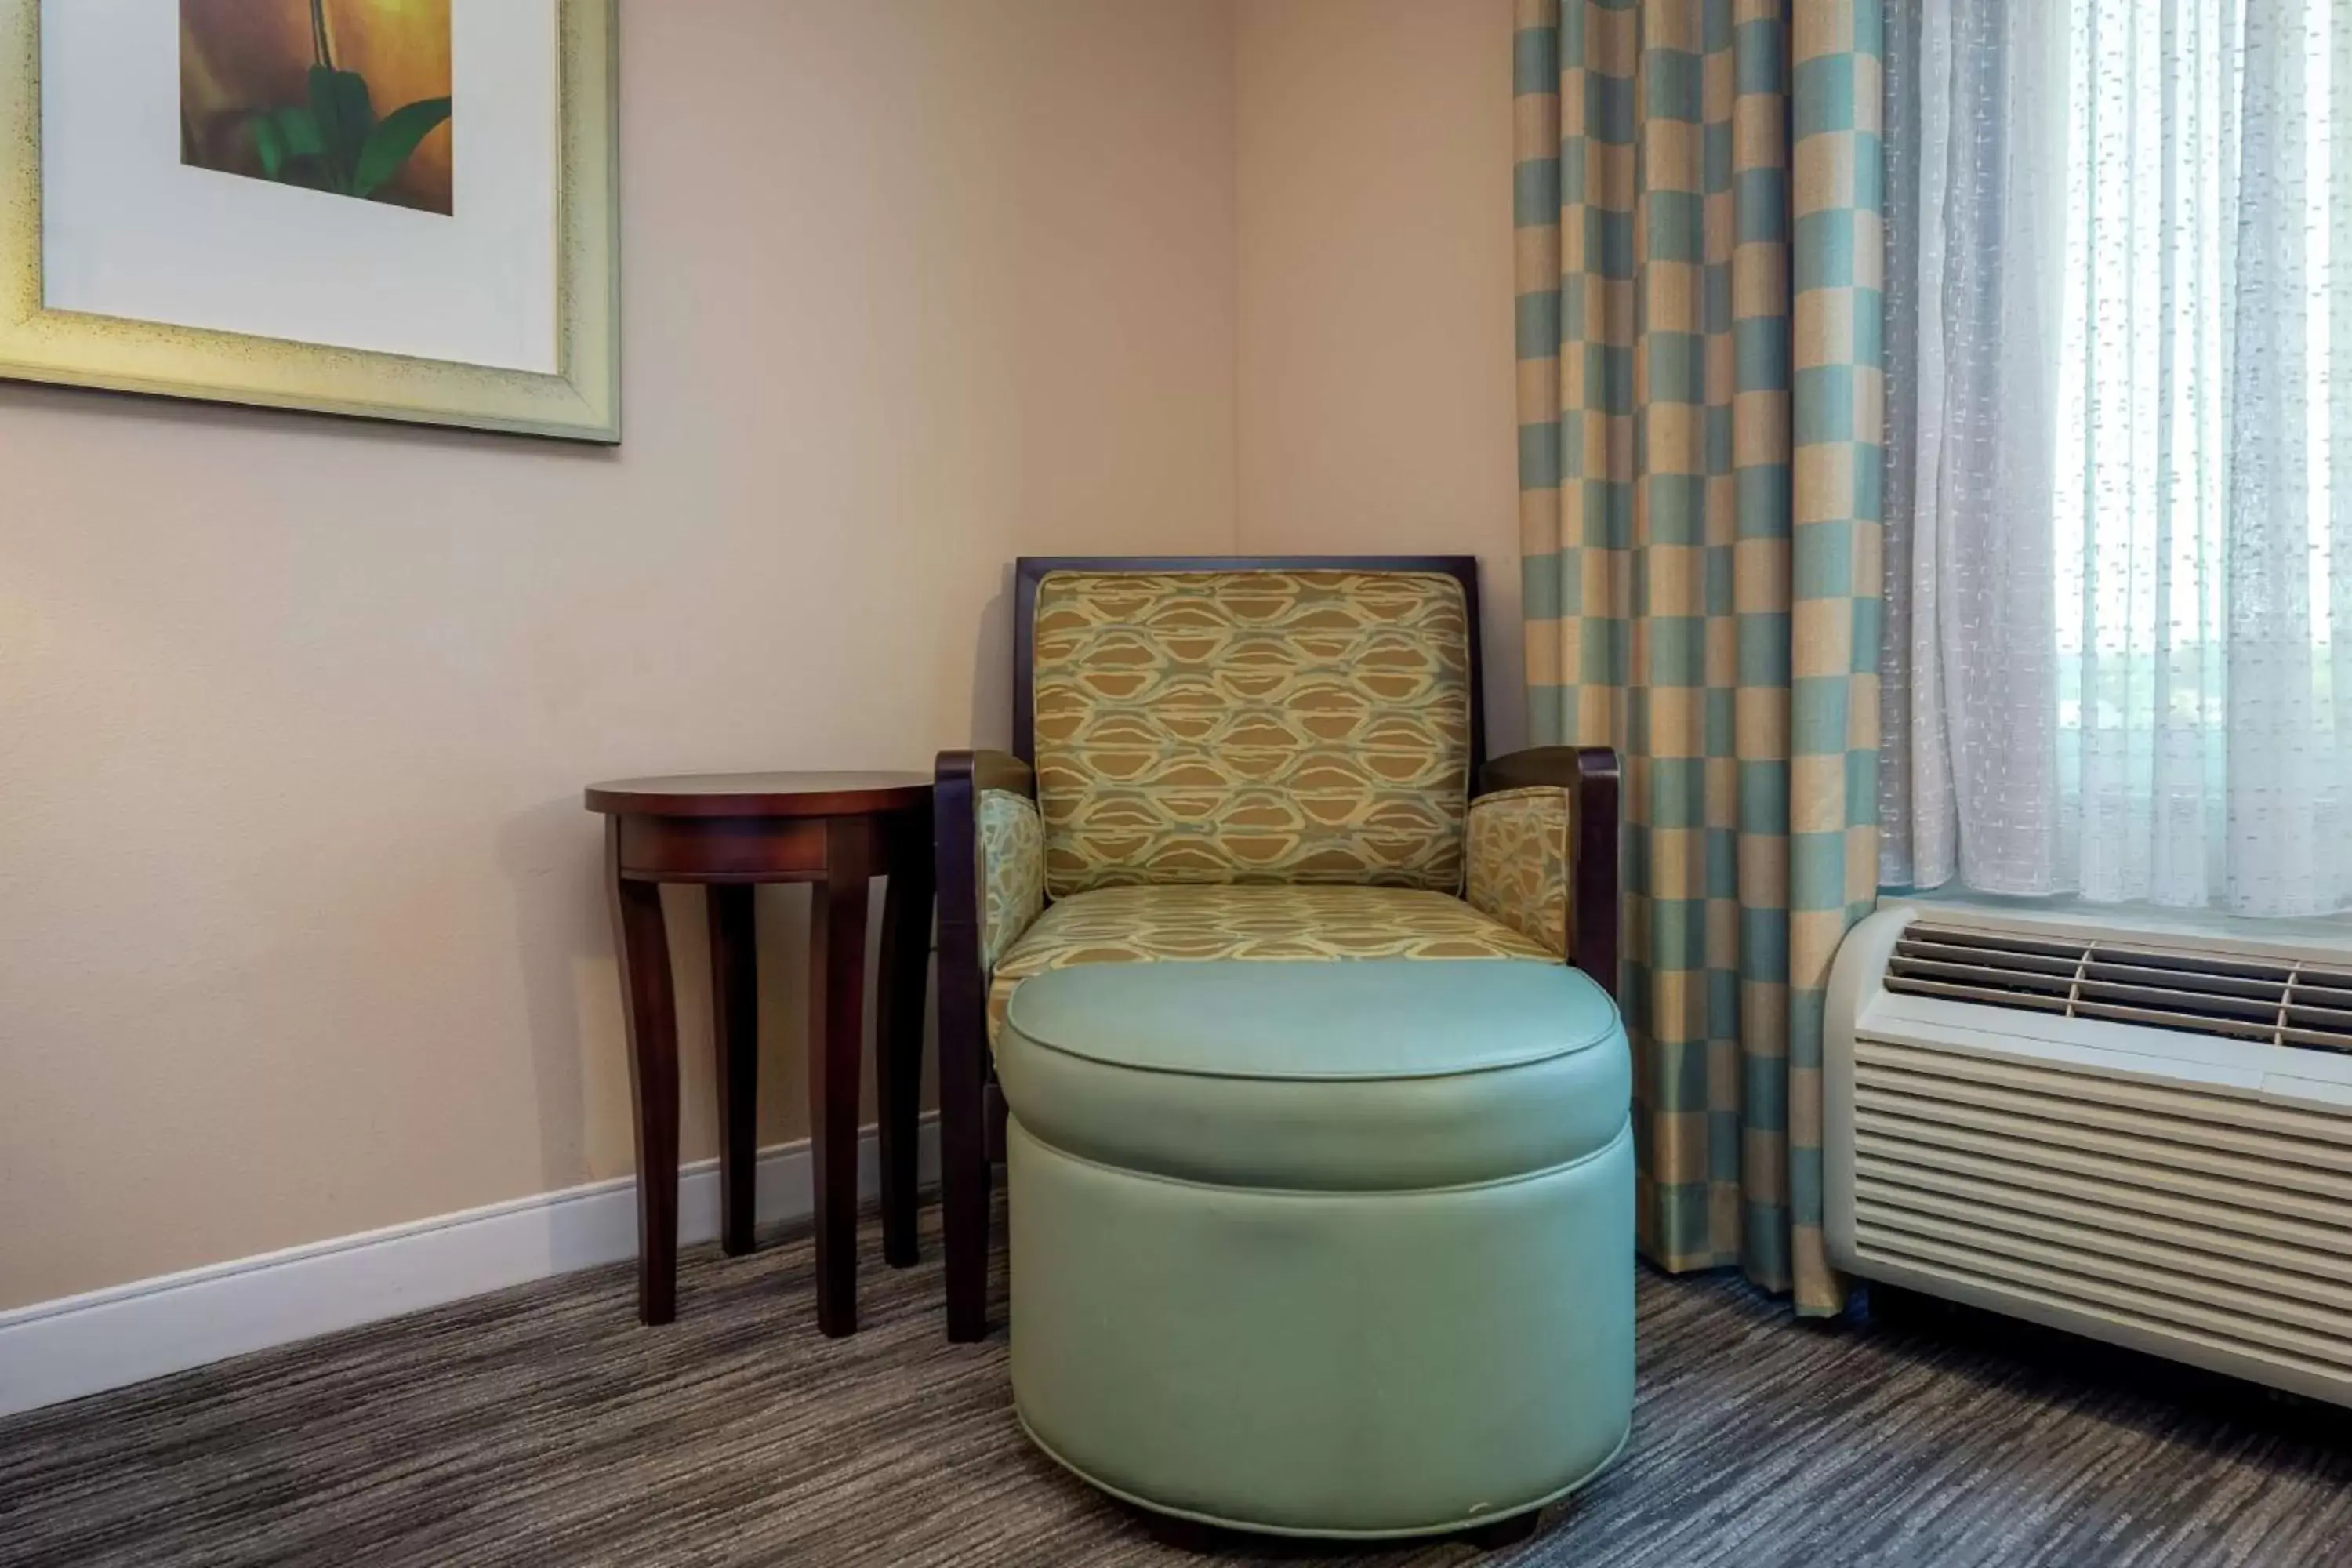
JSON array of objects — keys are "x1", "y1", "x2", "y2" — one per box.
[{"x1": 1880, "y1": 0, "x2": 2351, "y2": 918}]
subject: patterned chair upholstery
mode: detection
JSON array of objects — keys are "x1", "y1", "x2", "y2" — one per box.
[
  {"x1": 934, "y1": 558, "x2": 1620, "y2": 1343},
  {"x1": 1033, "y1": 569, "x2": 1473, "y2": 895}
]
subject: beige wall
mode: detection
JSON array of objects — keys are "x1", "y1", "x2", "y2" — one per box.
[
  {"x1": 2, "y1": 0, "x2": 1526, "y2": 1312},
  {"x1": 0, "y1": 0, "x2": 1240, "y2": 1308},
  {"x1": 1235, "y1": 0, "x2": 1525, "y2": 753}
]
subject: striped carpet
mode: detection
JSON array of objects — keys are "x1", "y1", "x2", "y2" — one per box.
[{"x1": 2, "y1": 1199, "x2": 2347, "y2": 1567}]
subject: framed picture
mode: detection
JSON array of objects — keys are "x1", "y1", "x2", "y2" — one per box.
[{"x1": 0, "y1": 0, "x2": 618, "y2": 441}]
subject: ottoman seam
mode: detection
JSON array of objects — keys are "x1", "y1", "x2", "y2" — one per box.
[
  {"x1": 1010, "y1": 1118, "x2": 1632, "y2": 1198},
  {"x1": 1001, "y1": 1024, "x2": 1624, "y2": 1082},
  {"x1": 1014, "y1": 1404, "x2": 1634, "y2": 1541}
]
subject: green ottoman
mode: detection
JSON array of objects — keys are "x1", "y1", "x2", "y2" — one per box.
[{"x1": 995, "y1": 958, "x2": 1633, "y2": 1540}]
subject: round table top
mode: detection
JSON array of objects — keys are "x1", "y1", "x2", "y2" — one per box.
[{"x1": 585, "y1": 770, "x2": 932, "y2": 818}]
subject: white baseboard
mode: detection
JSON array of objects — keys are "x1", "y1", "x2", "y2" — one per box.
[{"x1": 0, "y1": 1116, "x2": 939, "y2": 1419}]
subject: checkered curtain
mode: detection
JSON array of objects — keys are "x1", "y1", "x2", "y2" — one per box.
[{"x1": 1514, "y1": 0, "x2": 1882, "y2": 1316}]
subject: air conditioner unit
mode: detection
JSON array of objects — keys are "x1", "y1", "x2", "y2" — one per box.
[{"x1": 1826, "y1": 900, "x2": 2352, "y2": 1408}]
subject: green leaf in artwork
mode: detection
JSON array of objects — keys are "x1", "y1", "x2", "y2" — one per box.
[
  {"x1": 353, "y1": 98, "x2": 452, "y2": 199},
  {"x1": 332, "y1": 71, "x2": 376, "y2": 144},
  {"x1": 307, "y1": 64, "x2": 376, "y2": 192},
  {"x1": 251, "y1": 114, "x2": 285, "y2": 180},
  {"x1": 274, "y1": 106, "x2": 324, "y2": 160}
]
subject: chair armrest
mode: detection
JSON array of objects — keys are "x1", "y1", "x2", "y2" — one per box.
[
  {"x1": 1474, "y1": 747, "x2": 1619, "y2": 999},
  {"x1": 941, "y1": 749, "x2": 1037, "y2": 800},
  {"x1": 934, "y1": 750, "x2": 1040, "y2": 984}
]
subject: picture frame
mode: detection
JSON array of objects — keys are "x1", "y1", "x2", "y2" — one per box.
[{"x1": 0, "y1": 0, "x2": 619, "y2": 442}]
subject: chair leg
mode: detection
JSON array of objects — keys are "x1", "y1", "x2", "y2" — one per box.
[
  {"x1": 943, "y1": 1157, "x2": 990, "y2": 1341},
  {"x1": 941, "y1": 993, "x2": 992, "y2": 1342}
]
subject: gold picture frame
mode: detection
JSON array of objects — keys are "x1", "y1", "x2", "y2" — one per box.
[{"x1": 0, "y1": 0, "x2": 619, "y2": 442}]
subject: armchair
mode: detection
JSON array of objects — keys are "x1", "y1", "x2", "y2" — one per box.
[{"x1": 933, "y1": 557, "x2": 1619, "y2": 1343}]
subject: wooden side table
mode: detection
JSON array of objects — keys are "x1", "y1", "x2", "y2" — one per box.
[{"x1": 584, "y1": 771, "x2": 934, "y2": 1336}]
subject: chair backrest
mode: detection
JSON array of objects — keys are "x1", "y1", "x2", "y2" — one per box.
[{"x1": 1014, "y1": 558, "x2": 1483, "y2": 898}]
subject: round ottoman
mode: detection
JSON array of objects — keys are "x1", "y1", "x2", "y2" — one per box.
[{"x1": 994, "y1": 957, "x2": 1633, "y2": 1540}]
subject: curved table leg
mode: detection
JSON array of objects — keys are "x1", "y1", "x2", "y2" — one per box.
[
  {"x1": 876, "y1": 808, "x2": 932, "y2": 1267},
  {"x1": 708, "y1": 883, "x2": 758, "y2": 1257},
  {"x1": 608, "y1": 821, "x2": 680, "y2": 1327},
  {"x1": 809, "y1": 818, "x2": 873, "y2": 1337}
]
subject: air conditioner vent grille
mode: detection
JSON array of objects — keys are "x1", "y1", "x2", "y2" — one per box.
[
  {"x1": 1848, "y1": 1036, "x2": 2352, "y2": 1399},
  {"x1": 1886, "y1": 924, "x2": 2352, "y2": 1054}
]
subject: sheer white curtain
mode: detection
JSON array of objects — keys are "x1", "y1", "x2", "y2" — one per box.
[{"x1": 1883, "y1": 0, "x2": 2352, "y2": 919}]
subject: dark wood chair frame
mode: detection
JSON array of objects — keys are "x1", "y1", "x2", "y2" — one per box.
[{"x1": 932, "y1": 555, "x2": 1621, "y2": 1342}]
